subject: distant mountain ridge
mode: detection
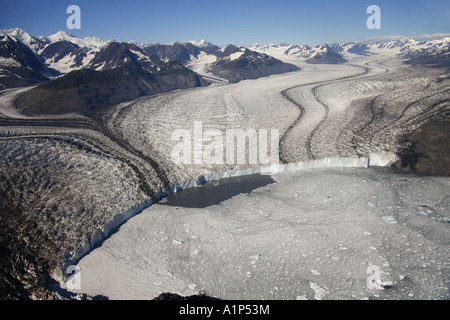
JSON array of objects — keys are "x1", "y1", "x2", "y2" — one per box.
[
  {"x1": 0, "y1": 28, "x2": 299, "y2": 89},
  {"x1": 305, "y1": 44, "x2": 348, "y2": 64},
  {"x1": 141, "y1": 42, "x2": 299, "y2": 83},
  {"x1": 249, "y1": 36, "x2": 450, "y2": 63},
  {"x1": 1, "y1": 28, "x2": 449, "y2": 92}
]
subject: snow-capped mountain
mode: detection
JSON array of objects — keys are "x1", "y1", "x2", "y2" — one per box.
[
  {"x1": 184, "y1": 39, "x2": 215, "y2": 48},
  {"x1": 366, "y1": 37, "x2": 450, "y2": 55},
  {"x1": 46, "y1": 31, "x2": 107, "y2": 51},
  {"x1": 41, "y1": 31, "x2": 108, "y2": 74},
  {"x1": 0, "y1": 33, "x2": 53, "y2": 89},
  {"x1": 39, "y1": 40, "x2": 90, "y2": 74},
  {"x1": 250, "y1": 43, "x2": 312, "y2": 61},
  {"x1": 1, "y1": 28, "x2": 449, "y2": 90},
  {"x1": 0, "y1": 28, "x2": 46, "y2": 53},
  {"x1": 142, "y1": 41, "x2": 299, "y2": 83},
  {"x1": 15, "y1": 41, "x2": 208, "y2": 115},
  {"x1": 305, "y1": 44, "x2": 348, "y2": 64},
  {"x1": 207, "y1": 44, "x2": 299, "y2": 83},
  {"x1": 87, "y1": 42, "x2": 158, "y2": 71},
  {"x1": 249, "y1": 36, "x2": 450, "y2": 63},
  {"x1": 250, "y1": 42, "x2": 348, "y2": 64},
  {"x1": 330, "y1": 41, "x2": 374, "y2": 56},
  {"x1": 141, "y1": 41, "x2": 220, "y2": 66},
  {"x1": 0, "y1": 28, "x2": 111, "y2": 77}
]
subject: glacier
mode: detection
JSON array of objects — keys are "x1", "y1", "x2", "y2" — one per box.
[
  {"x1": 70, "y1": 161, "x2": 449, "y2": 300},
  {"x1": 53, "y1": 152, "x2": 397, "y2": 284}
]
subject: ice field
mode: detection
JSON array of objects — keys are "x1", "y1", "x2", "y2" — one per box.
[{"x1": 74, "y1": 167, "x2": 450, "y2": 300}]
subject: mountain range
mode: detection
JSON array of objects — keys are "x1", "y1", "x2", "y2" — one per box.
[{"x1": 1, "y1": 28, "x2": 449, "y2": 115}]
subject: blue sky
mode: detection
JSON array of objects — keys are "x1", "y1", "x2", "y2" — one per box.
[{"x1": 0, "y1": 0, "x2": 449, "y2": 46}]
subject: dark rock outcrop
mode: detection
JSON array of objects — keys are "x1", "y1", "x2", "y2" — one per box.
[
  {"x1": 153, "y1": 292, "x2": 219, "y2": 300},
  {"x1": 394, "y1": 120, "x2": 450, "y2": 176}
]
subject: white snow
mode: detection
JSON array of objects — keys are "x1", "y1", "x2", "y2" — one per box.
[
  {"x1": 186, "y1": 52, "x2": 226, "y2": 83},
  {"x1": 228, "y1": 50, "x2": 244, "y2": 61},
  {"x1": 0, "y1": 57, "x2": 20, "y2": 67},
  {"x1": 248, "y1": 36, "x2": 450, "y2": 62},
  {"x1": 0, "y1": 28, "x2": 41, "y2": 52},
  {"x1": 130, "y1": 49, "x2": 149, "y2": 62},
  {"x1": 45, "y1": 52, "x2": 94, "y2": 75},
  {"x1": 184, "y1": 39, "x2": 214, "y2": 48},
  {"x1": 47, "y1": 31, "x2": 108, "y2": 51}
]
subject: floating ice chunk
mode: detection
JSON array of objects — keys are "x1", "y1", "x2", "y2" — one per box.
[
  {"x1": 382, "y1": 216, "x2": 397, "y2": 224},
  {"x1": 369, "y1": 152, "x2": 398, "y2": 167},
  {"x1": 380, "y1": 280, "x2": 394, "y2": 288},
  {"x1": 310, "y1": 282, "x2": 328, "y2": 300}
]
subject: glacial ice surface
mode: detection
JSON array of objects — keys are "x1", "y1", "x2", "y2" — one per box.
[{"x1": 73, "y1": 167, "x2": 450, "y2": 300}]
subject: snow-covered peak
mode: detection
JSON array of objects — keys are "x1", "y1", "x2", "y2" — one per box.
[
  {"x1": 315, "y1": 43, "x2": 332, "y2": 52},
  {"x1": 47, "y1": 31, "x2": 108, "y2": 51},
  {"x1": 184, "y1": 39, "x2": 215, "y2": 48},
  {"x1": 362, "y1": 36, "x2": 450, "y2": 56},
  {"x1": 0, "y1": 28, "x2": 43, "y2": 52},
  {"x1": 249, "y1": 42, "x2": 311, "y2": 61},
  {"x1": 47, "y1": 31, "x2": 74, "y2": 42},
  {"x1": 0, "y1": 28, "x2": 33, "y2": 42}
]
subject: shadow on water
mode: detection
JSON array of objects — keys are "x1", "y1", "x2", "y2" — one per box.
[{"x1": 159, "y1": 173, "x2": 276, "y2": 209}]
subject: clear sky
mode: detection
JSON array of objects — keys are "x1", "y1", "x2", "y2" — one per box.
[{"x1": 0, "y1": 0, "x2": 449, "y2": 46}]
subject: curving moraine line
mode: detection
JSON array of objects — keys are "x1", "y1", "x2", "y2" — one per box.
[
  {"x1": 0, "y1": 108, "x2": 171, "y2": 197},
  {"x1": 279, "y1": 63, "x2": 375, "y2": 163},
  {"x1": 305, "y1": 62, "x2": 392, "y2": 159},
  {"x1": 367, "y1": 88, "x2": 450, "y2": 145}
]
